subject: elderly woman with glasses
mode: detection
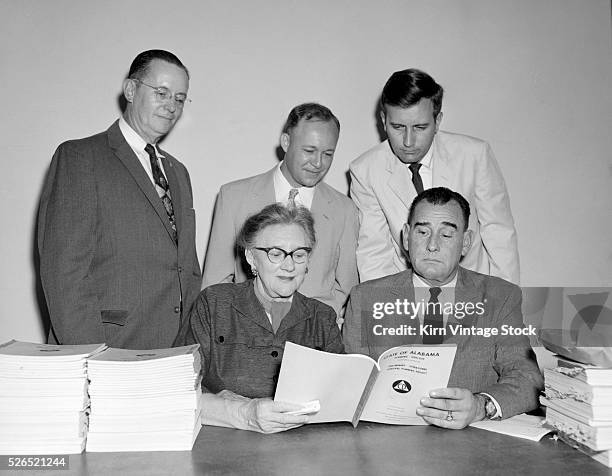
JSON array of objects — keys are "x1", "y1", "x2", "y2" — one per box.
[{"x1": 174, "y1": 203, "x2": 343, "y2": 433}]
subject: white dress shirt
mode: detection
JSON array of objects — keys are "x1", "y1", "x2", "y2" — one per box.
[
  {"x1": 407, "y1": 141, "x2": 434, "y2": 190},
  {"x1": 273, "y1": 161, "x2": 315, "y2": 209},
  {"x1": 412, "y1": 272, "x2": 456, "y2": 326},
  {"x1": 118, "y1": 116, "x2": 168, "y2": 186}
]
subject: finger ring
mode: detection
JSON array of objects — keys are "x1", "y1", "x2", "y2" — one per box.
[{"x1": 446, "y1": 410, "x2": 454, "y2": 422}]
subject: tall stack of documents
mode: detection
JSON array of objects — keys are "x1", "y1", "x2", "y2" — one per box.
[
  {"x1": 541, "y1": 356, "x2": 612, "y2": 467},
  {"x1": 86, "y1": 345, "x2": 202, "y2": 452},
  {"x1": 0, "y1": 340, "x2": 106, "y2": 454}
]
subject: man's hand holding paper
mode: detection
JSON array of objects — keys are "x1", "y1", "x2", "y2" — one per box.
[{"x1": 417, "y1": 387, "x2": 484, "y2": 429}]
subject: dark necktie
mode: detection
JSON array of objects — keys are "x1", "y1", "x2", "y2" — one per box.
[
  {"x1": 423, "y1": 287, "x2": 444, "y2": 344},
  {"x1": 408, "y1": 163, "x2": 424, "y2": 195},
  {"x1": 145, "y1": 144, "x2": 177, "y2": 242},
  {"x1": 288, "y1": 188, "x2": 299, "y2": 207}
]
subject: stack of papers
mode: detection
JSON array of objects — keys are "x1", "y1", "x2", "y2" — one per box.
[
  {"x1": 86, "y1": 345, "x2": 202, "y2": 452},
  {"x1": 0, "y1": 340, "x2": 106, "y2": 454},
  {"x1": 541, "y1": 355, "x2": 612, "y2": 467}
]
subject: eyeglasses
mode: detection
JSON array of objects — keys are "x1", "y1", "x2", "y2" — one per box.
[
  {"x1": 254, "y1": 247, "x2": 312, "y2": 264},
  {"x1": 132, "y1": 78, "x2": 191, "y2": 107}
]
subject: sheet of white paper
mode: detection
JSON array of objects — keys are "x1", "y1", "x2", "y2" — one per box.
[
  {"x1": 470, "y1": 414, "x2": 552, "y2": 441},
  {"x1": 274, "y1": 342, "x2": 377, "y2": 423}
]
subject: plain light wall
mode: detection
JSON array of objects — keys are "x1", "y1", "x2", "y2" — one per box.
[{"x1": 1, "y1": 0, "x2": 611, "y2": 344}]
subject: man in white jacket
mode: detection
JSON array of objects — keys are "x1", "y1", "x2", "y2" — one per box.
[{"x1": 350, "y1": 68, "x2": 519, "y2": 284}]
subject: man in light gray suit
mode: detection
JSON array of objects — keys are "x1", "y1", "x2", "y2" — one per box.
[
  {"x1": 343, "y1": 187, "x2": 542, "y2": 429},
  {"x1": 38, "y1": 50, "x2": 202, "y2": 349},
  {"x1": 202, "y1": 103, "x2": 358, "y2": 319}
]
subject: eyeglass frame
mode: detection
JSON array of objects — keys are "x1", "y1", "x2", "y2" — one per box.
[
  {"x1": 253, "y1": 246, "x2": 312, "y2": 264},
  {"x1": 131, "y1": 78, "x2": 191, "y2": 107}
]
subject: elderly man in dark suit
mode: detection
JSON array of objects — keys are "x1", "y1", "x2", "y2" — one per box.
[
  {"x1": 343, "y1": 187, "x2": 542, "y2": 429},
  {"x1": 38, "y1": 49, "x2": 201, "y2": 349}
]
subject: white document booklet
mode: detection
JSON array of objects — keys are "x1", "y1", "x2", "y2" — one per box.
[{"x1": 274, "y1": 342, "x2": 457, "y2": 426}]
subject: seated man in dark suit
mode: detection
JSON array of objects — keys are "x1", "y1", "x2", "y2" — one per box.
[{"x1": 343, "y1": 187, "x2": 543, "y2": 429}]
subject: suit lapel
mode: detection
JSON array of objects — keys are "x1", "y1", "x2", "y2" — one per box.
[
  {"x1": 386, "y1": 151, "x2": 414, "y2": 209},
  {"x1": 391, "y1": 270, "x2": 416, "y2": 300},
  {"x1": 252, "y1": 167, "x2": 277, "y2": 206},
  {"x1": 432, "y1": 134, "x2": 451, "y2": 188},
  {"x1": 366, "y1": 271, "x2": 416, "y2": 349},
  {"x1": 399, "y1": 270, "x2": 424, "y2": 345},
  {"x1": 107, "y1": 122, "x2": 177, "y2": 244},
  {"x1": 310, "y1": 184, "x2": 332, "y2": 242},
  {"x1": 444, "y1": 267, "x2": 483, "y2": 342}
]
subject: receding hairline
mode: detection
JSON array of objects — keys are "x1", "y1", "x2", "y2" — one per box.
[
  {"x1": 139, "y1": 58, "x2": 189, "y2": 78},
  {"x1": 287, "y1": 116, "x2": 340, "y2": 134}
]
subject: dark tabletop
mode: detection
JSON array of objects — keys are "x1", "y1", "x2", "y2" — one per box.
[{"x1": 8, "y1": 422, "x2": 612, "y2": 476}]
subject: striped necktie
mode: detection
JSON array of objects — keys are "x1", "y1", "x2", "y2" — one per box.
[{"x1": 288, "y1": 188, "x2": 299, "y2": 207}]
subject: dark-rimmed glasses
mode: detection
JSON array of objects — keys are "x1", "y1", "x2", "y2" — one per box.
[
  {"x1": 254, "y1": 247, "x2": 312, "y2": 264},
  {"x1": 132, "y1": 78, "x2": 191, "y2": 107}
]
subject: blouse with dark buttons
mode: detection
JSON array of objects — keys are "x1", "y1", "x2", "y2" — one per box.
[{"x1": 174, "y1": 280, "x2": 345, "y2": 398}]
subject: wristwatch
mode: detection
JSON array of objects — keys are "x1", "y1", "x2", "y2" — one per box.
[{"x1": 479, "y1": 393, "x2": 501, "y2": 420}]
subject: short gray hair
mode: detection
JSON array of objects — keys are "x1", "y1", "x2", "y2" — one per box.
[{"x1": 237, "y1": 203, "x2": 316, "y2": 250}]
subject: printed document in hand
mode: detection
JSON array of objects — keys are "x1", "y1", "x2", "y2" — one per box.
[{"x1": 274, "y1": 342, "x2": 456, "y2": 426}]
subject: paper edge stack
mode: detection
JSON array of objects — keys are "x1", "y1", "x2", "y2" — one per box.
[
  {"x1": 540, "y1": 355, "x2": 612, "y2": 468},
  {"x1": 0, "y1": 340, "x2": 203, "y2": 454},
  {"x1": 85, "y1": 344, "x2": 202, "y2": 452},
  {"x1": 0, "y1": 340, "x2": 107, "y2": 455}
]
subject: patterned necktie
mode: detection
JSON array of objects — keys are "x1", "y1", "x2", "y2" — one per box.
[
  {"x1": 423, "y1": 287, "x2": 444, "y2": 344},
  {"x1": 145, "y1": 144, "x2": 177, "y2": 242},
  {"x1": 408, "y1": 163, "x2": 424, "y2": 195},
  {"x1": 288, "y1": 188, "x2": 299, "y2": 207}
]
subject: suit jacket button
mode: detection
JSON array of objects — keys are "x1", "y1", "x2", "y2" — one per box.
[
  {"x1": 174, "y1": 306, "x2": 180, "y2": 313},
  {"x1": 271, "y1": 350, "x2": 278, "y2": 358},
  {"x1": 218, "y1": 336, "x2": 224, "y2": 343}
]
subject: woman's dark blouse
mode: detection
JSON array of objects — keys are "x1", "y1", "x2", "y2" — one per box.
[{"x1": 174, "y1": 280, "x2": 344, "y2": 398}]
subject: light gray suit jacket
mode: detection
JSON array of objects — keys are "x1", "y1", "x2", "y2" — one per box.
[
  {"x1": 38, "y1": 121, "x2": 202, "y2": 349},
  {"x1": 201, "y1": 167, "x2": 359, "y2": 316},
  {"x1": 350, "y1": 131, "x2": 520, "y2": 284},
  {"x1": 343, "y1": 267, "x2": 543, "y2": 418}
]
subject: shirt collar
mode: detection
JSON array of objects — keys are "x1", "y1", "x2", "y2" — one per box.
[
  {"x1": 118, "y1": 116, "x2": 164, "y2": 158},
  {"x1": 119, "y1": 117, "x2": 148, "y2": 151},
  {"x1": 412, "y1": 139, "x2": 434, "y2": 170},
  {"x1": 273, "y1": 161, "x2": 315, "y2": 209},
  {"x1": 412, "y1": 270, "x2": 458, "y2": 289}
]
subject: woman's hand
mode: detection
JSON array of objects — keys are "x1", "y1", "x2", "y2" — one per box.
[{"x1": 242, "y1": 398, "x2": 310, "y2": 434}]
